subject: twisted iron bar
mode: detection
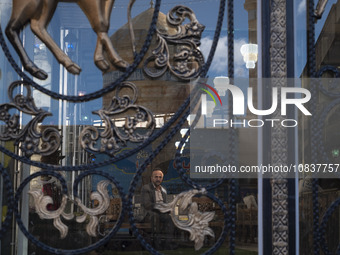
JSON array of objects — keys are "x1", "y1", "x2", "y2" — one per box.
[
  {"x1": 315, "y1": 97, "x2": 340, "y2": 165},
  {"x1": 307, "y1": 0, "x2": 321, "y2": 253},
  {"x1": 316, "y1": 66, "x2": 340, "y2": 98},
  {"x1": 0, "y1": 163, "x2": 15, "y2": 239},
  {"x1": 227, "y1": 0, "x2": 236, "y2": 254},
  {"x1": 319, "y1": 196, "x2": 340, "y2": 255},
  {"x1": 174, "y1": 110, "x2": 225, "y2": 191}
]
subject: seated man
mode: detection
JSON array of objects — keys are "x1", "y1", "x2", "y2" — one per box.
[{"x1": 141, "y1": 168, "x2": 176, "y2": 249}]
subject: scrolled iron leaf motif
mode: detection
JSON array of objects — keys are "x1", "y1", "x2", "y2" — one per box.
[
  {"x1": 29, "y1": 180, "x2": 112, "y2": 238},
  {"x1": 0, "y1": 81, "x2": 60, "y2": 157},
  {"x1": 143, "y1": 5, "x2": 205, "y2": 81},
  {"x1": 154, "y1": 188, "x2": 215, "y2": 251},
  {"x1": 79, "y1": 82, "x2": 155, "y2": 156}
]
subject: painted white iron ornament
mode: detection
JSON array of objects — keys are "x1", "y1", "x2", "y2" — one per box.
[
  {"x1": 154, "y1": 188, "x2": 215, "y2": 250},
  {"x1": 29, "y1": 180, "x2": 111, "y2": 238}
]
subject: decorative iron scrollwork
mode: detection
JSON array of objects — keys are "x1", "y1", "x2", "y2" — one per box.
[
  {"x1": 29, "y1": 180, "x2": 111, "y2": 238},
  {"x1": 80, "y1": 82, "x2": 155, "y2": 156},
  {"x1": 154, "y1": 189, "x2": 215, "y2": 250},
  {"x1": 143, "y1": 6, "x2": 205, "y2": 80},
  {"x1": 0, "y1": 81, "x2": 61, "y2": 157},
  {"x1": 0, "y1": 1, "x2": 232, "y2": 254}
]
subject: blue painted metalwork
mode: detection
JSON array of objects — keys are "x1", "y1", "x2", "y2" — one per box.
[
  {"x1": 308, "y1": 1, "x2": 340, "y2": 254},
  {"x1": 319, "y1": 197, "x2": 340, "y2": 255},
  {"x1": 307, "y1": 0, "x2": 321, "y2": 254},
  {"x1": 0, "y1": 164, "x2": 14, "y2": 239}
]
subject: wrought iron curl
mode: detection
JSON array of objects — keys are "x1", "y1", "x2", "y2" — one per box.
[
  {"x1": 29, "y1": 180, "x2": 112, "y2": 239},
  {"x1": 307, "y1": 0, "x2": 320, "y2": 253},
  {"x1": 154, "y1": 189, "x2": 226, "y2": 251},
  {"x1": 227, "y1": 0, "x2": 236, "y2": 253},
  {"x1": 174, "y1": 109, "x2": 225, "y2": 191},
  {"x1": 14, "y1": 171, "x2": 68, "y2": 249},
  {"x1": 316, "y1": 66, "x2": 340, "y2": 98},
  {"x1": 167, "y1": 6, "x2": 198, "y2": 26},
  {"x1": 15, "y1": 170, "x2": 127, "y2": 254},
  {"x1": 28, "y1": 191, "x2": 71, "y2": 239},
  {"x1": 205, "y1": 191, "x2": 230, "y2": 255},
  {"x1": 155, "y1": 189, "x2": 215, "y2": 250},
  {"x1": 80, "y1": 82, "x2": 155, "y2": 156},
  {"x1": 0, "y1": 81, "x2": 61, "y2": 157},
  {"x1": 143, "y1": 5, "x2": 205, "y2": 80},
  {"x1": 0, "y1": 163, "x2": 15, "y2": 239},
  {"x1": 154, "y1": 190, "x2": 230, "y2": 255},
  {"x1": 313, "y1": 97, "x2": 340, "y2": 164},
  {"x1": 319, "y1": 196, "x2": 340, "y2": 255},
  {"x1": 312, "y1": 66, "x2": 340, "y2": 179}
]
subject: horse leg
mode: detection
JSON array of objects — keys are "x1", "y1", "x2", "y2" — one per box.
[
  {"x1": 77, "y1": 0, "x2": 128, "y2": 71},
  {"x1": 128, "y1": 0, "x2": 137, "y2": 55},
  {"x1": 102, "y1": 0, "x2": 130, "y2": 69},
  {"x1": 5, "y1": 0, "x2": 48, "y2": 80},
  {"x1": 30, "y1": 1, "x2": 81, "y2": 75}
]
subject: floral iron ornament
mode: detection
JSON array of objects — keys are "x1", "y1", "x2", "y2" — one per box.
[
  {"x1": 154, "y1": 188, "x2": 215, "y2": 250},
  {"x1": 29, "y1": 180, "x2": 111, "y2": 238},
  {"x1": 143, "y1": 6, "x2": 205, "y2": 80},
  {"x1": 80, "y1": 82, "x2": 155, "y2": 156},
  {"x1": 0, "y1": 81, "x2": 60, "y2": 157}
]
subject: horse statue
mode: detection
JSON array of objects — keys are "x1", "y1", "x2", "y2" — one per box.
[{"x1": 6, "y1": 0, "x2": 137, "y2": 80}]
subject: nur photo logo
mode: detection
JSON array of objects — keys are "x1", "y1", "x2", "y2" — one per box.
[
  {"x1": 199, "y1": 82, "x2": 222, "y2": 116},
  {"x1": 197, "y1": 77, "x2": 312, "y2": 128}
]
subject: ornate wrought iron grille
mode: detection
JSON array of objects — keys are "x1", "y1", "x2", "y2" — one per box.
[
  {"x1": 0, "y1": 0, "x2": 239, "y2": 254},
  {"x1": 307, "y1": 1, "x2": 340, "y2": 255}
]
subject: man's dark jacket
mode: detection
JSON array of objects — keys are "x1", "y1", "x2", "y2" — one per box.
[
  {"x1": 140, "y1": 183, "x2": 175, "y2": 240},
  {"x1": 141, "y1": 182, "x2": 167, "y2": 221}
]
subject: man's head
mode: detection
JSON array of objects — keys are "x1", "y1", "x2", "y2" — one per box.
[{"x1": 151, "y1": 169, "x2": 164, "y2": 187}]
